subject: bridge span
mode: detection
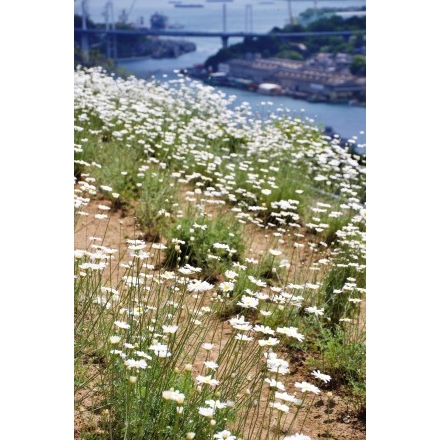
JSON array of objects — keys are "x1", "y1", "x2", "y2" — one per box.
[{"x1": 74, "y1": 28, "x2": 365, "y2": 51}]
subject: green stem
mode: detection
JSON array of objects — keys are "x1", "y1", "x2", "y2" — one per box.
[{"x1": 298, "y1": 392, "x2": 316, "y2": 434}]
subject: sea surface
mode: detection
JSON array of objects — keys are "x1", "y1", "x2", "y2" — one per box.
[{"x1": 75, "y1": 0, "x2": 366, "y2": 151}]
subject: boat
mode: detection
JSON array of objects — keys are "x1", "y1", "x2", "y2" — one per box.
[
  {"x1": 205, "y1": 72, "x2": 230, "y2": 86},
  {"x1": 150, "y1": 12, "x2": 168, "y2": 30},
  {"x1": 256, "y1": 83, "x2": 283, "y2": 95},
  {"x1": 175, "y1": 3, "x2": 204, "y2": 7},
  {"x1": 168, "y1": 23, "x2": 185, "y2": 29}
]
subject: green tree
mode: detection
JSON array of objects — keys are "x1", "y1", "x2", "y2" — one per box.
[
  {"x1": 275, "y1": 50, "x2": 303, "y2": 61},
  {"x1": 350, "y1": 55, "x2": 366, "y2": 76},
  {"x1": 204, "y1": 11, "x2": 366, "y2": 70}
]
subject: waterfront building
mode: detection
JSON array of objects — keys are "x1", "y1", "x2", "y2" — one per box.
[{"x1": 226, "y1": 57, "x2": 365, "y2": 103}]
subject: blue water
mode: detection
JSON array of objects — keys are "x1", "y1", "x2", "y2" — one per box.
[{"x1": 76, "y1": 1, "x2": 366, "y2": 150}]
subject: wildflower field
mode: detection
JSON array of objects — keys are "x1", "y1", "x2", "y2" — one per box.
[{"x1": 74, "y1": 66, "x2": 366, "y2": 440}]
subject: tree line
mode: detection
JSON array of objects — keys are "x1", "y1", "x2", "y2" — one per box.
[{"x1": 204, "y1": 13, "x2": 366, "y2": 76}]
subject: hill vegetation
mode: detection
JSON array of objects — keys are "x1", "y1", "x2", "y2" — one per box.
[
  {"x1": 204, "y1": 13, "x2": 366, "y2": 75},
  {"x1": 74, "y1": 66, "x2": 366, "y2": 439}
]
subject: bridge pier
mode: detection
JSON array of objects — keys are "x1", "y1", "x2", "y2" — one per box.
[
  {"x1": 81, "y1": 1, "x2": 90, "y2": 62},
  {"x1": 81, "y1": 34, "x2": 90, "y2": 63},
  {"x1": 221, "y1": 35, "x2": 229, "y2": 49}
]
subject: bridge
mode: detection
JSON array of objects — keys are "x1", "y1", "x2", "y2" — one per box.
[{"x1": 74, "y1": 27, "x2": 365, "y2": 60}]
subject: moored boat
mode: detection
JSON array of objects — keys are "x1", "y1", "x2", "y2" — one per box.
[
  {"x1": 256, "y1": 83, "x2": 283, "y2": 95},
  {"x1": 175, "y1": 3, "x2": 204, "y2": 8}
]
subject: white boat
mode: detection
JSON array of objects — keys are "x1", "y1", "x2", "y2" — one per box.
[{"x1": 257, "y1": 83, "x2": 283, "y2": 95}]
